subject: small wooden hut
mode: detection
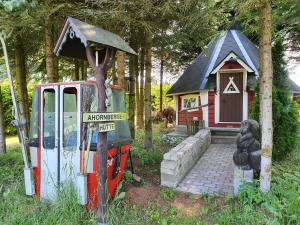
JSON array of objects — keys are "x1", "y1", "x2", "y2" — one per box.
[{"x1": 167, "y1": 27, "x2": 300, "y2": 130}]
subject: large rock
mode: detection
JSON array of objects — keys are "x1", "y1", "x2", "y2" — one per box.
[{"x1": 161, "y1": 129, "x2": 211, "y2": 188}]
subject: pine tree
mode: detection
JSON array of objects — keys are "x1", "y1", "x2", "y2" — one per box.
[{"x1": 251, "y1": 38, "x2": 299, "y2": 161}]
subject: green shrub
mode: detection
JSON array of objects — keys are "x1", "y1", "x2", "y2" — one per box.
[
  {"x1": 1, "y1": 80, "x2": 15, "y2": 135},
  {"x1": 237, "y1": 182, "x2": 264, "y2": 205},
  {"x1": 0, "y1": 79, "x2": 34, "y2": 135},
  {"x1": 151, "y1": 83, "x2": 174, "y2": 111}
]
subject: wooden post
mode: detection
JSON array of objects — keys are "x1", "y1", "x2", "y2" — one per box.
[{"x1": 86, "y1": 47, "x2": 115, "y2": 224}]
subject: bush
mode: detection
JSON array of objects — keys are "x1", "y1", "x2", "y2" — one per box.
[
  {"x1": 251, "y1": 87, "x2": 299, "y2": 160},
  {"x1": 1, "y1": 81, "x2": 15, "y2": 135},
  {"x1": 0, "y1": 79, "x2": 34, "y2": 135}
]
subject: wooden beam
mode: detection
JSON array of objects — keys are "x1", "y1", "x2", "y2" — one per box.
[{"x1": 85, "y1": 46, "x2": 115, "y2": 224}]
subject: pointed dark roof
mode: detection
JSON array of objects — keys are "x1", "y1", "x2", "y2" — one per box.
[
  {"x1": 54, "y1": 17, "x2": 136, "y2": 60},
  {"x1": 167, "y1": 29, "x2": 259, "y2": 95},
  {"x1": 289, "y1": 78, "x2": 300, "y2": 94}
]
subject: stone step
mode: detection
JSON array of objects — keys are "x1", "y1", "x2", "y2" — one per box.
[
  {"x1": 175, "y1": 125, "x2": 187, "y2": 133},
  {"x1": 211, "y1": 130, "x2": 239, "y2": 137},
  {"x1": 211, "y1": 135, "x2": 237, "y2": 144}
]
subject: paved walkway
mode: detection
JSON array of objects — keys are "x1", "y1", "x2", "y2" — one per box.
[{"x1": 177, "y1": 144, "x2": 235, "y2": 195}]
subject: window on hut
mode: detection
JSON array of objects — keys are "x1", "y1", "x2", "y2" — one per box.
[{"x1": 181, "y1": 95, "x2": 199, "y2": 111}]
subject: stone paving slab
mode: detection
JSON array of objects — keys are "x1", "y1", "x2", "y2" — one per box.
[{"x1": 176, "y1": 144, "x2": 235, "y2": 195}]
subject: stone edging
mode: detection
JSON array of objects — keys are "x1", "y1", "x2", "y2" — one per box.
[{"x1": 161, "y1": 129, "x2": 211, "y2": 188}]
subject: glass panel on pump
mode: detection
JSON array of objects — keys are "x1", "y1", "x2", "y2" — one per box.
[
  {"x1": 43, "y1": 89, "x2": 56, "y2": 149},
  {"x1": 29, "y1": 88, "x2": 39, "y2": 147},
  {"x1": 63, "y1": 87, "x2": 78, "y2": 151}
]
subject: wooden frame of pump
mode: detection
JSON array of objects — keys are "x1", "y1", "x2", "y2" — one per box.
[{"x1": 85, "y1": 46, "x2": 116, "y2": 225}]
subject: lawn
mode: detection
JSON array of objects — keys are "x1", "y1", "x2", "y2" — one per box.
[
  {"x1": 0, "y1": 124, "x2": 300, "y2": 225},
  {"x1": 5, "y1": 136, "x2": 19, "y2": 150}
]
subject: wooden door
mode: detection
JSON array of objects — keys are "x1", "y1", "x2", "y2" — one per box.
[{"x1": 220, "y1": 72, "x2": 243, "y2": 122}]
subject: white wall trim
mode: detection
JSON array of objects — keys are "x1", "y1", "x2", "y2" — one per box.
[
  {"x1": 166, "y1": 90, "x2": 201, "y2": 97},
  {"x1": 215, "y1": 72, "x2": 220, "y2": 124},
  {"x1": 200, "y1": 92, "x2": 209, "y2": 127},
  {"x1": 243, "y1": 70, "x2": 248, "y2": 121},
  {"x1": 174, "y1": 95, "x2": 179, "y2": 126},
  {"x1": 211, "y1": 52, "x2": 254, "y2": 74}
]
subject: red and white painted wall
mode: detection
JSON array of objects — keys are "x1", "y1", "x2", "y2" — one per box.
[{"x1": 173, "y1": 57, "x2": 255, "y2": 129}]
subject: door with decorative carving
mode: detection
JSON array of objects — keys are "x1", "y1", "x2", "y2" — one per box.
[{"x1": 220, "y1": 72, "x2": 243, "y2": 122}]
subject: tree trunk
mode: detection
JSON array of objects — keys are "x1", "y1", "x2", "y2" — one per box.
[
  {"x1": 128, "y1": 36, "x2": 138, "y2": 139},
  {"x1": 53, "y1": 26, "x2": 59, "y2": 81},
  {"x1": 112, "y1": 60, "x2": 117, "y2": 84},
  {"x1": 45, "y1": 16, "x2": 57, "y2": 82},
  {"x1": 159, "y1": 59, "x2": 164, "y2": 113},
  {"x1": 135, "y1": 57, "x2": 140, "y2": 128},
  {"x1": 0, "y1": 85, "x2": 6, "y2": 154},
  {"x1": 15, "y1": 37, "x2": 30, "y2": 134},
  {"x1": 81, "y1": 60, "x2": 88, "y2": 80},
  {"x1": 137, "y1": 42, "x2": 145, "y2": 128},
  {"x1": 259, "y1": 0, "x2": 273, "y2": 193},
  {"x1": 54, "y1": 57, "x2": 59, "y2": 82},
  {"x1": 116, "y1": 51, "x2": 126, "y2": 90},
  {"x1": 15, "y1": 36, "x2": 30, "y2": 158},
  {"x1": 144, "y1": 32, "x2": 152, "y2": 149},
  {"x1": 74, "y1": 59, "x2": 80, "y2": 80}
]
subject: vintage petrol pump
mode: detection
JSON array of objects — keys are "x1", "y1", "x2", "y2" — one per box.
[
  {"x1": 28, "y1": 81, "x2": 131, "y2": 208},
  {"x1": 28, "y1": 18, "x2": 136, "y2": 219},
  {"x1": 1, "y1": 17, "x2": 136, "y2": 225}
]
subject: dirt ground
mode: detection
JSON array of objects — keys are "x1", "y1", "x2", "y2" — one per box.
[
  {"x1": 125, "y1": 184, "x2": 208, "y2": 218},
  {"x1": 125, "y1": 186, "x2": 160, "y2": 208},
  {"x1": 172, "y1": 193, "x2": 202, "y2": 217}
]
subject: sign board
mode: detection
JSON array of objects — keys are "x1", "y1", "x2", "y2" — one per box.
[
  {"x1": 82, "y1": 112, "x2": 128, "y2": 123},
  {"x1": 98, "y1": 123, "x2": 115, "y2": 132}
]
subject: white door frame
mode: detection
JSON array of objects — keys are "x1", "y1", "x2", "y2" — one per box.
[
  {"x1": 59, "y1": 84, "x2": 81, "y2": 186},
  {"x1": 215, "y1": 69, "x2": 248, "y2": 124},
  {"x1": 174, "y1": 95, "x2": 179, "y2": 126},
  {"x1": 40, "y1": 86, "x2": 59, "y2": 201},
  {"x1": 200, "y1": 92, "x2": 208, "y2": 127}
]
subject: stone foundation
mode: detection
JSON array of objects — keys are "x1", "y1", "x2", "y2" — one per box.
[{"x1": 161, "y1": 129, "x2": 211, "y2": 188}]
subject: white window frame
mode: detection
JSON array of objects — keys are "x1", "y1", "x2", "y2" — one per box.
[{"x1": 181, "y1": 95, "x2": 199, "y2": 111}]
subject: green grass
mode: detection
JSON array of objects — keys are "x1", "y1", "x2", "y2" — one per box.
[
  {"x1": 5, "y1": 136, "x2": 19, "y2": 150},
  {"x1": 1, "y1": 125, "x2": 300, "y2": 225}
]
